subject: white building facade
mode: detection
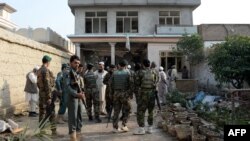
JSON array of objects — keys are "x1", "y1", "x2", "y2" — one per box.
[{"x1": 68, "y1": 0, "x2": 200, "y2": 71}]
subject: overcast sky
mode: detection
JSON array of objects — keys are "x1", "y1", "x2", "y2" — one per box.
[{"x1": 1, "y1": 0, "x2": 250, "y2": 38}]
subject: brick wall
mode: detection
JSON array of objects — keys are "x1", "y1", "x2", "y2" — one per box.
[{"x1": 0, "y1": 28, "x2": 72, "y2": 117}]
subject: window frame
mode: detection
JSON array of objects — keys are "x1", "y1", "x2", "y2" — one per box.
[
  {"x1": 159, "y1": 11, "x2": 180, "y2": 26},
  {"x1": 85, "y1": 11, "x2": 107, "y2": 33},
  {"x1": 116, "y1": 11, "x2": 138, "y2": 33}
]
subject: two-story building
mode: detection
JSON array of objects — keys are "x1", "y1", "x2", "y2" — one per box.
[{"x1": 68, "y1": 0, "x2": 200, "y2": 71}]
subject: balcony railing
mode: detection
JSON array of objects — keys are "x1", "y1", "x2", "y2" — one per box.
[{"x1": 156, "y1": 25, "x2": 197, "y2": 35}]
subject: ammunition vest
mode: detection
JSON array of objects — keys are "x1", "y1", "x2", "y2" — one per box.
[
  {"x1": 141, "y1": 69, "x2": 155, "y2": 89},
  {"x1": 84, "y1": 71, "x2": 97, "y2": 88},
  {"x1": 113, "y1": 70, "x2": 129, "y2": 90}
]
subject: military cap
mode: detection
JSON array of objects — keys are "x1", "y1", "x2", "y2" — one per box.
[
  {"x1": 87, "y1": 63, "x2": 94, "y2": 70},
  {"x1": 42, "y1": 55, "x2": 52, "y2": 63},
  {"x1": 110, "y1": 64, "x2": 116, "y2": 68},
  {"x1": 61, "y1": 63, "x2": 68, "y2": 70},
  {"x1": 143, "y1": 59, "x2": 150, "y2": 67},
  {"x1": 119, "y1": 60, "x2": 127, "y2": 67}
]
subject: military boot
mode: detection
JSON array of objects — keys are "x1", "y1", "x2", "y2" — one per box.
[
  {"x1": 95, "y1": 116, "x2": 102, "y2": 123},
  {"x1": 88, "y1": 115, "x2": 93, "y2": 121}
]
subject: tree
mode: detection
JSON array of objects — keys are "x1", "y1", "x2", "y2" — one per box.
[
  {"x1": 177, "y1": 34, "x2": 204, "y2": 65},
  {"x1": 208, "y1": 36, "x2": 250, "y2": 89},
  {"x1": 176, "y1": 34, "x2": 204, "y2": 78}
]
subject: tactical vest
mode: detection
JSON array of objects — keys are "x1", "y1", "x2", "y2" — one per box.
[
  {"x1": 84, "y1": 71, "x2": 97, "y2": 88},
  {"x1": 141, "y1": 69, "x2": 155, "y2": 89},
  {"x1": 113, "y1": 70, "x2": 129, "y2": 90}
]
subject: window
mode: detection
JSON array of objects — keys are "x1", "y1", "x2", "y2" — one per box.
[
  {"x1": 85, "y1": 12, "x2": 107, "y2": 33},
  {"x1": 116, "y1": 11, "x2": 138, "y2": 33},
  {"x1": 159, "y1": 11, "x2": 180, "y2": 25}
]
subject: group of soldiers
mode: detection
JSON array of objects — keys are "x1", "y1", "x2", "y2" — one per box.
[{"x1": 34, "y1": 54, "x2": 176, "y2": 141}]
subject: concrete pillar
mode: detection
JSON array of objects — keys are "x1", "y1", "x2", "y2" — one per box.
[
  {"x1": 75, "y1": 43, "x2": 81, "y2": 59},
  {"x1": 110, "y1": 43, "x2": 116, "y2": 64}
]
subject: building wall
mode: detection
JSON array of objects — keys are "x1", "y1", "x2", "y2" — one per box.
[
  {"x1": 193, "y1": 41, "x2": 223, "y2": 91},
  {"x1": 148, "y1": 43, "x2": 176, "y2": 68},
  {"x1": 0, "y1": 28, "x2": 71, "y2": 117},
  {"x1": 199, "y1": 24, "x2": 250, "y2": 41},
  {"x1": 74, "y1": 7, "x2": 193, "y2": 35}
]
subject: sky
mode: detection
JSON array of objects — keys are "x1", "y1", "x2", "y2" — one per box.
[{"x1": 1, "y1": 0, "x2": 250, "y2": 38}]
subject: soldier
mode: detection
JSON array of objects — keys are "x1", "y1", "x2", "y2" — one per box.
[
  {"x1": 120, "y1": 64, "x2": 134, "y2": 120},
  {"x1": 103, "y1": 64, "x2": 116, "y2": 117},
  {"x1": 111, "y1": 60, "x2": 132, "y2": 133},
  {"x1": 134, "y1": 59, "x2": 158, "y2": 135},
  {"x1": 56, "y1": 63, "x2": 68, "y2": 124},
  {"x1": 133, "y1": 63, "x2": 142, "y2": 104},
  {"x1": 84, "y1": 63, "x2": 102, "y2": 123},
  {"x1": 37, "y1": 55, "x2": 57, "y2": 135},
  {"x1": 64, "y1": 55, "x2": 85, "y2": 141}
]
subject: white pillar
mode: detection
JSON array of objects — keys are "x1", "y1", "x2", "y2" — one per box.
[
  {"x1": 110, "y1": 43, "x2": 115, "y2": 64},
  {"x1": 75, "y1": 43, "x2": 81, "y2": 59}
]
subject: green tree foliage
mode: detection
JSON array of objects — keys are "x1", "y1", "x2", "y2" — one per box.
[
  {"x1": 208, "y1": 36, "x2": 250, "y2": 89},
  {"x1": 177, "y1": 34, "x2": 204, "y2": 65}
]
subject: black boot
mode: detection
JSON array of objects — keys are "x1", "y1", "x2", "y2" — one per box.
[
  {"x1": 95, "y1": 116, "x2": 102, "y2": 123},
  {"x1": 88, "y1": 115, "x2": 93, "y2": 121},
  {"x1": 29, "y1": 112, "x2": 37, "y2": 117},
  {"x1": 120, "y1": 115, "x2": 124, "y2": 121}
]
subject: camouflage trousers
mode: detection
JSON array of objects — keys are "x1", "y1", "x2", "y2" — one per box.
[
  {"x1": 136, "y1": 89, "x2": 155, "y2": 127},
  {"x1": 105, "y1": 86, "x2": 112, "y2": 115},
  {"x1": 112, "y1": 90, "x2": 131, "y2": 129},
  {"x1": 85, "y1": 88, "x2": 100, "y2": 117},
  {"x1": 39, "y1": 92, "x2": 56, "y2": 132}
]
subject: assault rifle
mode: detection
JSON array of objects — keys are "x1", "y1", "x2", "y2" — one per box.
[{"x1": 70, "y1": 70, "x2": 88, "y2": 116}]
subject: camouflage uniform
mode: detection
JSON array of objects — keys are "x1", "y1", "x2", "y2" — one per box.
[
  {"x1": 84, "y1": 70, "x2": 100, "y2": 119},
  {"x1": 133, "y1": 70, "x2": 140, "y2": 103},
  {"x1": 111, "y1": 69, "x2": 132, "y2": 129},
  {"x1": 37, "y1": 65, "x2": 56, "y2": 131},
  {"x1": 136, "y1": 68, "x2": 158, "y2": 127}
]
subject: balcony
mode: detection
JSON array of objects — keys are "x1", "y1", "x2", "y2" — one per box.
[
  {"x1": 156, "y1": 25, "x2": 197, "y2": 35},
  {"x1": 68, "y1": 0, "x2": 201, "y2": 7}
]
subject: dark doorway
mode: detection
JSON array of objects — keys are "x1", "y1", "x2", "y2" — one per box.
[
  {"x1": 161, "y1": 57, "x2": 166, "y2": 70},
  {"x1": 167, "y1": 57, "x2": 175, "y2": 70}
]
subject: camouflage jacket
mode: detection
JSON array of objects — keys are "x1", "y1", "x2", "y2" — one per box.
[
  {"x1": 37, "y1": 65, "x2": 55, "y2": 99},
  {"x1": 135, "y1": 68, "x2": 158, "y2": 90}
]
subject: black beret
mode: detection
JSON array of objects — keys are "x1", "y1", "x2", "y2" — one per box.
[
  {"x1": 110, "y1": 64, "x2": 116, "y2": 68},
  {"x1": 87, "y1": 63, "x2": 94, "y2": 69},
  {"x1": 119, "y1": 60, "x2": 127, "y2": 67},
  {"x1": 143, "y1": 59, "x2": 150, "y2": 67}
]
